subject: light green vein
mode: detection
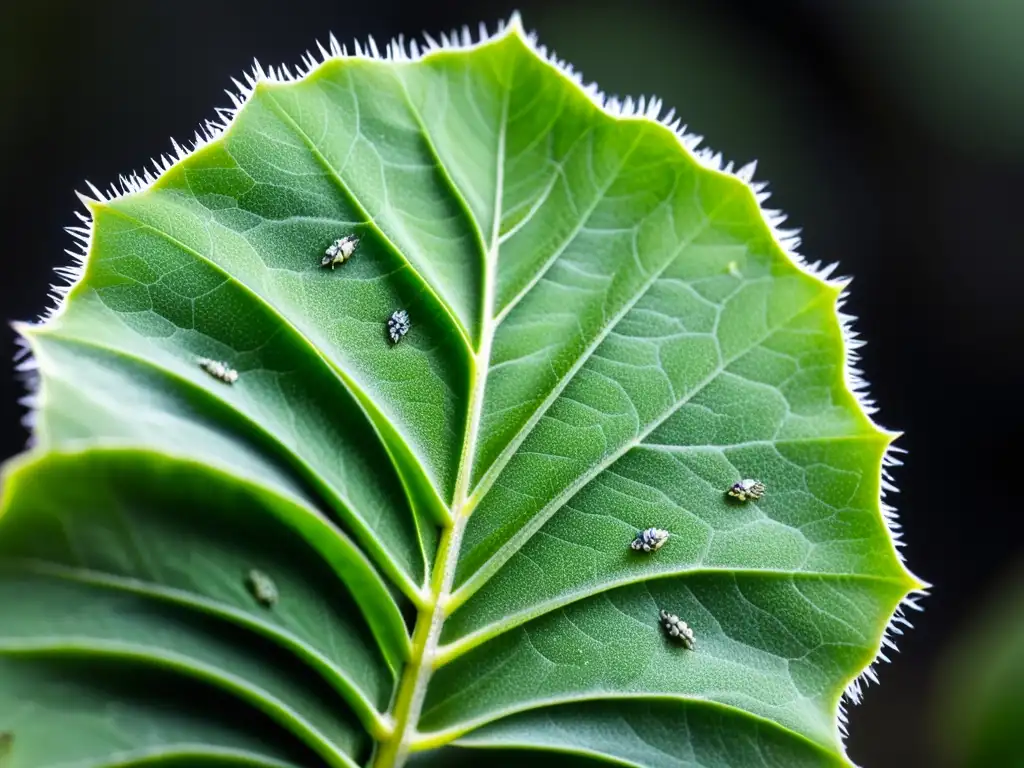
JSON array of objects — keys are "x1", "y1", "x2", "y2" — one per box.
[
  {"x1": 83, "y1": 203, "x2": 433, "y2": 593},
  {"x1": 453, "y1": 254, "x2": 835, "y2": 611},
  {"x1": 259, "y1": 82, "x2": 475, "y2": 352},
  {"x1": 0, "y1": 643, "x2": 360, "y2": 768},
  {"x1": 25, "y1": 323, "x2": 424, "y2": 607},
  {"x1": 468, "y1": 180, "x2": 747, "y2": 512},
  {"x1": 412, "y1": 692, "x2": 844, "y2": 756},
  {"x1": 2, "y1": 558, "x2": 390, "y2": 738},
  {"x1": 437, "y1": 569, "x2": 907, "y2": 668},
  {"x1": 0, "y1": 445, "x2": 410, "y2": 674}
]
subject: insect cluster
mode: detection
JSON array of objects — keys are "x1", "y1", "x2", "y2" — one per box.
[
  {"x1": 245, "y1": 569, "x2": 278, "y2": 608},
  {"x1": 631, "y1": 527, "x2": 670, "y2": 553},
  {"x1": 318, "y1": 233, "x2": 412, "y2": 343},
  {"x1": 727, "y1": 478, "x2": 766, "y2": 502},
  {"x1": 311, "y1": 232, "x2": 775, "y2": 660},
  {"x1": 387, "y1": 309, "x2": 411, "y2": 344},
  {"x1": 321, "y1": 234, "x2": 360, "y2": 269},
  {"x1": 659, "y1": 609, "x2": 696, "y2": 649},
  {"x1": 197, "y1": 358, "x2": 238, "y2": 385},
  {"x1": 628, "y1": 476, "x2": 770, "y2": 652}
]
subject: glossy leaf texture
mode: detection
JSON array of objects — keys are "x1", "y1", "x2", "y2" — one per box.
[{"x1": 0, "y1": 17, "x2": 923, "y2": 768}]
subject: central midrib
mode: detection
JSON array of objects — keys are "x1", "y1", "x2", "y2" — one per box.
[
  {"x1": 370, "y1": 347, "x2": 489, "y2": 768},
  {"x1": 371, "y1": 76, "x2": 510, "y2": 768}
]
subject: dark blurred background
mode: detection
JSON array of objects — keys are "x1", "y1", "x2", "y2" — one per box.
[{"x1": 1, "y1": 0, "x2": 1022, "y2": 765}]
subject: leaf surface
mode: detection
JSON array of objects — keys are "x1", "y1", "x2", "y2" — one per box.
[{"x1": 0, "y1": 17, "x2": 920, "y2": 768}]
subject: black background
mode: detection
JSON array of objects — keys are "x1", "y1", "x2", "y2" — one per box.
[{"x1": 2, "y1": 1, "x2": 1022, "y2": 765}]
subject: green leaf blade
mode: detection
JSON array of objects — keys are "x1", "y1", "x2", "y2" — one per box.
[
  {"x1": 425, "y1": 699, "x2": 850, "y2": 768},
  {"x1": 441, "y1": 433, "x2": 904, "y2": 649},
  {"x1": 0, "y1": 448, "x2": 402, "y2": 735},
  {"x1": 1, "y1": 18, "x2": 921, "y2": 768},
  {"x1": 456, "y1": 262, "x2": 842, "y2": 596},
  {"x1": 422, "y1": 572, "x2": 907, "y2": 751},
  {"x1": 0, "y1": 656, "x2": 323, "y2": 768},
  {"x1": 0, "y1": 573, "x2": 367, "y2": 767}
]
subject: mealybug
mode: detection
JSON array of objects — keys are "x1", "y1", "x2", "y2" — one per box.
[
  {"x1": 387, "y1": 309, "x2": 410, "y2": 344},
  {"x1": 245, "y1": 569, "x2": 278, "y2": 608},
  {"x1": 631, "y1": 527, "x2": 670, "y2": 553},
  {"x1": 659, "y1": 609, "x2": 696, "y2": 649},
  {"x1": 321, "y1": 234, "x2": 360, "y2": 268},
  {"x1": 727, "y1": 478, "x2": 765, "y2": 502},
  {"x1": 197, "y1": 358, "x2": 238, "y2": 385}
]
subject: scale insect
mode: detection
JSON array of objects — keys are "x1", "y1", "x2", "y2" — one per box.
[
  {"x1": 387, "y1": 309, "x2": 410, "y2": 344},
  {"x1": 659, "y1": 609, "x2": 696, "y2": 649},
  {"x1": 727, "y1": 478, "x2": 766, "y2": 502},
  {"x1": 197, "y1": 357, "x2": 238, "y2": 385},
  {"x1": 631, "y1": 527, "x2": 670, "y2": 553},
  {"x1": 321, "y1": 234, "x2": 360, "y2": 268},
  {"x1": 245, "y1": 569, "x2": 278, "y2": 608}
]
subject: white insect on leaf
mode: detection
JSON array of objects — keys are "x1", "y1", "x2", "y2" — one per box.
[
  {"x1": 321, "y1": 234, "x2": 360, "y2": 269},
  {"x1": 659, "y1": 609, "x2": 696, "y2": 649},
  {"x1": 197, "y1": 357, "x2": 238, "y2": 385},
  {"x1": 387, "y1": 309, "x2": 410, "y2": 344},
  {"x1": 631, "y1": 527, "x2": 670, "y2": 553},
  {"x1": 245, "y1": 569, "x2": 278, "y2": 608},
  {"x1": 727, "y1": 478, "x2": 766, "y2": 502}
]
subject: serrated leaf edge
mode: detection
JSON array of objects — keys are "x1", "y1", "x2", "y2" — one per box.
[{"x1": 11, "y1": 11, "x2": 928, "y2": 767}]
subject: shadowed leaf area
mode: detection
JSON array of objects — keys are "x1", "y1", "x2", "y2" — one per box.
[{"x1": 0, "y1": 17, "x2": 920, "y2": 768}]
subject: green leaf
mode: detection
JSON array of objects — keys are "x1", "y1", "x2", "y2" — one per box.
[{"x1": 0, "y1": 16, "x2": 922, "y2": 768}]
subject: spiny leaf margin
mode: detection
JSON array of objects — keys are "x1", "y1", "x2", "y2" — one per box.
[{"x1": 6, "y1": 11, "x2": 927, "y2": 767}]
